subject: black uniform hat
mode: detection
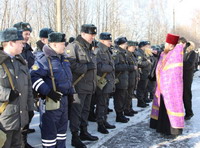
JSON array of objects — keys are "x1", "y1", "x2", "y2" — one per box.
[
  {"x1": 99, "y1": 32, "x2": 112, "y2": 40},
  {"x1": 48, "y1": 32, "x2": 66, "y2": 43},
  {"x1": 13, "y1": 22, "x2": 32, "y2": 32},
  {"x1": 0, "y1": 27, "x2": 24, "y2": 42},
  {"x1": 127, "y1": 41, "x2": 138, "y2": 46},
  {"x1": 81, "y1": 24, "x2": 97, "y2": 34},
  {"x1": 115, "y1": 37, "x2": 127, "y2": 45},
  {"x1": 39, "y1": 28, "x2": 53, "y2": 38},
  {"x1": 138, "y1": 41, "x2": 150, "y2": 48}
]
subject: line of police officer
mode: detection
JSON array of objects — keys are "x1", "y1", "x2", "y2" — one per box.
[{"x1": 0, "y1": 22, "x2": 154, "y2": 148}]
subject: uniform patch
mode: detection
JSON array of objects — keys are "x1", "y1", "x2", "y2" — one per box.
[
  {"x1": 32, "y1": 65, "x2": 39, "y2": 71},
  {"x1": 66, "y1": 49, "x2": 70, "y2": 54},
  {"x1": 64, "y1": 59, "x2": 69, "y2": 62},
  {"x1": 138, "y1": 56, "x2": 142, "y2": 60}
]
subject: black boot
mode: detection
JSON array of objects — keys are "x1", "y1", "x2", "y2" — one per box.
[
  {"x1": 80, "y1": 126, "x2": 99, "y2": 141},
  {"x1": 130, "y1": 109, "x2": 138, "y2": 114},
  {"x1": 104, "y1": 121, "x2": 116, "y2": 129},
  {"x1": 97, "y1": 123, "x2": 109, "y2": 134},
  {"x1": 71, "y1": 132, "x2": 87, "y2": 148},
  {"x1": 137, "y1": 100, "x2": 147, "y2": 108},
  {"x1": 124, "y1": 110, "x2": 134, "y2": 117},
  {"x1": 116, "y1": 112, "x2": 129, "y2": 123}
]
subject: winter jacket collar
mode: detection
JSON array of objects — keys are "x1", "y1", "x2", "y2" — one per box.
[
  {"x1": 36, "y1": 40, "x2": 45, "y2": 52},
  {"x1": 0, "y1": 50, "x2": 26, "y2": 65},
  {"x1": 118, "y1": 47, "x2": 127, "y2": 54},
  {"x1": 0, "y1": 50, "x2": 9, "y2": 64},
  {"x1": 76, "y1": 35, "x2": 92, "y2": 51},
  {"x1": 43, "y1": 44, "x2": 62, "y2": 59},
  {"x1": 23, "y1": 43, "x2": 33, "y2": 52},
  {"x1": 97, "y1": 42, "x2": 109, "y2": 52}
]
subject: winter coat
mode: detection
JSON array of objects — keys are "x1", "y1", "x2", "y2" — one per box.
[
  {"x1": 21, "y1": 43, "x2": 35, "y2": 69},
  {"x1": 126, "y1": 51, "x2": 137, "y2": 88},
  {"x1": 67, "y1": 35, "x2": 97, "y2": 94},
  {"x1": 31, "y1": 45, "x2": 74, "y2": 96},
  {"x1": 96, "y1": 42, "x2": 115, "y2": 93},
  {"x1": 135, "y1": 48, "x2": 152, "y2": 80},
  {"x1": 113, "y1": 47, "x2": 129, "y2": 90},
  {"x1": 0, "y1": 50, "x2": 34, "y2": 131}
]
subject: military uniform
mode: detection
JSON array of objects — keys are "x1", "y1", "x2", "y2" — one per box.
[
  {"x1": 67, "y1": 24, "x2": 98, "y2": 148},
  {"x1": 124, "y1": 48, "x2": 138, "y2": 116},
  {"x1": 135, "y1": 41, "x2": 152, "y2": 107},
  {"x1": 0, "y1": 28, "x2": 34, "y2": 148},
  {"x1": 113, "y1": 37, "x2": 129, "y2": 123},
  {"x1": 95, "y1": 32, "x2": 116, "y2": 134}
]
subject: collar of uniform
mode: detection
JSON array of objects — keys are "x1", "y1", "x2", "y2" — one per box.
[
  {"x1": 43, "y1": 44, "x2": 61, "y2": 58},
  {"x1": 36, "y1": 40, "x2": 45, "y2": 52},
  {"x1": 0, "y1": 50, "x2": 10, "y2": 64},
  {"x1": 118, "y1": 47, "x2": 127, "y2": 54},
  {"x1": 76, "y1": 35, "x2": 92, "y2": 50},
  {"x1": 23, "y1": 43, "x2": 33, "y2": 52},
  {"x1": 138, "y1": 48, "x2": 145, "y2": 54},
  {"x1": 97, "y1": 42, "x2": 109, "y2": 52}
]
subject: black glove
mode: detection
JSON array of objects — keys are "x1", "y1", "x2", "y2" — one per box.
[
  {"x1": 87, "y1": 62, "x2": 96, "y2": 70},
  {"x1": 47, "y1": 90, "x2": 62, "y2": 103},
  {"x1": 68, "y1": 94, "x2": 75, "y2": 104},
  {"x1": 9, "y1": 89, "x2": 19, "y2": 102}
]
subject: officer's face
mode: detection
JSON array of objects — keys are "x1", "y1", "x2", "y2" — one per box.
[
  {"x1": 41, "y1": 38, "x2": 49, "y2": 44},
  {"x1": 22, "y1": 31, "x2": 31, "y2": 43},
  {"x1": 53, "y1": 42, "x2": 66, "y2": 54},
  {"x1": 81, "y1": 33, "x2": 96, "y2": 44},
  {"x1": 128, "y1": 46, "x2": 136, "y2": 52},
  {"x1": 101, "y1": 40, "x2": 112, "y2": 48},
  {"x1": 12, "y1": 40, "x2": 24, "y2": 55},
  {"x1": 120, "y1": 42, "x2": 128, "y2": 50}
]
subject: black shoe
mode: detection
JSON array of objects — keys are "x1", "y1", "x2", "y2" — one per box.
[
  {"x1": 88, "y1": 114, "x2": 96, "y2": 122},
  {"x1": 108, "y1": 108, "x2": 113, "y2": 112},
  {"x1": 104, "y1": 121, "x2": 116, "y2": 129},
  {"x1": 145, "y1": 99, "x2": 152, "y2": 103},
  {"x1": 71, "y1": 132, "x2": 87, "y2": 148},
  {"x1": 185, "y1": 114, "x2": 194, "y2": 120},
  {"x1": 130, "y1": 109, "x2": 138, "y2": 114},
  {"x1": 25, "y1": 143, "x2": 34, "y2": 148},
  {"x1": 27, "y1": 128, "x2": 35, "y2": 134},
  {"x1": 97, "y1": 124, "x2": 109, "y2": 134},
  {"x1": 116, "y1": 115, "x2": 129, "y2": 123},
  {"x1": 137, "y1": 103, "x2": 147, "y2": 108},
  {"x1": 124, "y1": 111, "x2": 134, "y2": 117},
  {"x1": 80, "y1": 127, "x2": 99, "y2": 141}
]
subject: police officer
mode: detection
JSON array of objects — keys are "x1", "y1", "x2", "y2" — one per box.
[
  {"x1": 0, "y1": 27, "x2": 34, "y2": 148},
  {"x1": 113, "y1": 37, "x2": 130, "y2": 123},
  {"x1": 67, "y1": 24, "x2": 98, "y2": 148},
  {"x1": 95, "y1": 32, "x2": 116, "y2": 134},
  {"x1": 13, "y1": 22, "x2": 35, "y2": 148},
  {"x1": 135, "y1": 41, "x2": 152, "y2": 107},
  {"x1": 124, "y1": 41, "x2": 139, "y2": 116},
  {"x1": 34, "y1": 28, "x2": 54, "y2": 128},
  {"x1": 31, "y1": 32, "x2": 74, "y2": 148}
]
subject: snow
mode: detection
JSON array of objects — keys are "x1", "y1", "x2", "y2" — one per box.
[{"x1": 28, "y1": 71, "x2": 200, "y2": 148}]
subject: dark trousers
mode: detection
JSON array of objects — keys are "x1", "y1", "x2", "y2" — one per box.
[
  {"x1": 136, "y1": 79, "x2": 149, "y2": 102},
  {"x1": 113, "y1": 89, "x2": 127, "y2": 113},
  {"x1": 96, "y1": 89, "x2": 109, "y2": 123},
  {"x1": 2, "y1": 129, "x2": 22, "y2": 148},
  {"x1": 70, "y1": 93, "x2": 92, "y2": 132},
  {"x1": 124, "y1": 87, "x2": 134, "y2": 112},
  {"x1": 183, "y1": 71, "x2": 194, "y2": 116},
  {"x1": 41, "y1": 96, "x2": 68, "y2": 148}
]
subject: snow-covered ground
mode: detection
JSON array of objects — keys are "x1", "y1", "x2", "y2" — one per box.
[{"x1": 28, "y1": 71, "x2": 200, "y2": 148}]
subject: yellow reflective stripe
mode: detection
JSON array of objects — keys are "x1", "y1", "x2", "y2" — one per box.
[
  {"x1": 150, "y1": 115, "x2": 158, "y2": 120},
  {"x1": 152, "y1": 105, "x2": 159, "y2": 110},
  {"x1": 167, "y1": 109, "x2": 184, "y2": 117},
  {"x1": 163, "y1": 63, "x2": 183, "y2": 71}
]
